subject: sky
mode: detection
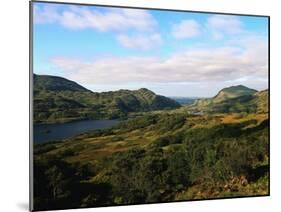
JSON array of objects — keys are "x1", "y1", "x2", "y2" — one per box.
[{"x1": 33, "y1": 2, "x2": 269, "y2": 97}]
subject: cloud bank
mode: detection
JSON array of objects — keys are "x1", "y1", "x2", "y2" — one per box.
[
  {"x1": 34, "y1": 4, "x2": 268, "y2": 95},
  {"x1": 34, "y1": 5, "x2": 157, "y2": 32},
  {"x1": 50, "y1": 39, "x2": 267, "y2": 86},
  {"x1": 34, "y1": 4, "x2": 161, "y2": 50}
]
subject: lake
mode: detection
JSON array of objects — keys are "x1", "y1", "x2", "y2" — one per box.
[{"x1": 33, "y1": 119, "x2": 120, "y2": 143}]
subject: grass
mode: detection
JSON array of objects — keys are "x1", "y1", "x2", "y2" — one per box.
[
  {"x1": 175, "y1": 174, "x2": 268, "y2": 200},
  {"x1": 34, "y1": 110, "x2": 268, "y2": 208},
  {"x1": 39, "y1": 111, "x2": 268, "y2": 161}
]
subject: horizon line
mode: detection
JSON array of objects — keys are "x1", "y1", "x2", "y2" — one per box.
[{"x1": 34, "y1": 73, "x2": 268, "y2": 98}]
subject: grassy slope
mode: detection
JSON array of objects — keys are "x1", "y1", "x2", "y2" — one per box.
[
  {"x1": 187, "y1": 88, "x2": 268, "y2": 114},
  {"x1": 34, "y1": 111, "x2": 269, "y2": 208},
  {"x1": 33, "y1": 82, "x2": 269, "y2": 209},
  {"x1": 212, "y1": 85, "x2": 257, "y2": 102}
]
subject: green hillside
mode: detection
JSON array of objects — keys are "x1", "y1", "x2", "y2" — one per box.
[
  {"x1": 33, "y1": 78, "x2": 269, "y2": 210},
  {"x1": 33, "y1": 74, "x2": 180, "y2": 123},
  {"x1": 188, "y1": 85, "x2": 267, "y2": 113},
  {"x1": 253, "y1": 89, "x2": 269, "y2": 113},
  {"x1": 34, "y1": 74, "x2": 89, "y2": 92},
  {"x1": 34, "y1": 111, "x2": 268, "y2": 210},
  {"x1": 213, "y1": 85, "x2": 257, "y2": 103}
]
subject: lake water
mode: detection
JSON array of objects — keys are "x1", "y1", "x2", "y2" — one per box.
[{"x1": 33, "y1": 119, "x2": 120, "y2": 143}]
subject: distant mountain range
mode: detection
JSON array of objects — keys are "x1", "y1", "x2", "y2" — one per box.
[
  {"x1": 188, "y1": 85, "x2": 268, "y2": 113},
  {"x1": 33, "y1": 74, "x2": 268, "y2": 123},
  {"x1": 170, "y1": 97, "x2": 198, "y2": 105},
  {"x1": 33, "y1": 74, "x2": 180, "y2": 123}
]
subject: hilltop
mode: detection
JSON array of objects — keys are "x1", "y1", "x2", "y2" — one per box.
[
  {"x1": 188, "y1": 85, "x2": 268, "y2": 113},
  {"x1": 34, "y1": 74, "x2": 90, "y2": 92},
  {"x1": 33, "y1": 74, "x2": 180, "y2": 123},
  {"x1": 212, "y1": 85, "x2": 257, "y2": 103}
]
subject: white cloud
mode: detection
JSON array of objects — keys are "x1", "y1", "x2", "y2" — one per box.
[
  {"x1": 50, "y1": 38, "x2": 268, "y2": 86},
  {"x1": 207, "y1": 15, "x2": 244, "y2": 39},
  {"x1": 117, "y1": 33, "x2": 162, "y2": 50},
  {"x1": 34, "y1": 5, "x2": 162, "y2": 50},
  {"x1": 171, "y1": 20, "x2": 201, "y2": 39},
  {"x1": 34, "y1": 5, "x2": 157, "y2": 32},
  {"x1": 33, "y1": 4, "x2": 60, "y2": 24},
  {"x1": 35, "y1": 5, "x2": 268, "y2": 95}
]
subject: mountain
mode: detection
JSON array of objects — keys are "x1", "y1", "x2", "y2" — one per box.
[
  {"x1": 34, "y1": 74, "x2": 89, "y2": 92},
  {"x1": 187, "y1": 85, "x2": 268, "y2": 114},
  {"x1": 33, "y1": 74, "x2": 180, "y2": 123},
  {"x1": 212, "y1": 85, "x2": 257, "y2": 103},
  {"x1": 170, "y1": 97, "x2": 198, "y2": 105}
]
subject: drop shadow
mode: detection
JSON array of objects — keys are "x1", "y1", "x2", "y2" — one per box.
[{"x1": 17, "y1": 202, "x2": 29, "y2": 211}]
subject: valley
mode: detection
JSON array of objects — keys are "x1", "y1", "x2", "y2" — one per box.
[{"x1": 33, "y1": 74, "x2": 269, "y2": 211}]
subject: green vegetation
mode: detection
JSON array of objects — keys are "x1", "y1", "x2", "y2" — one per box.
[
  {"x1": 33, "y1": 78, "x2": 269, "y2": 210},
  {"x1": 34, "y1": 74, "x2": 180, "y2": 124},
  {"x1": 170, "y1": 97, "x2": 198, "y2": 105},
  {"x1": 34, "y1": 111, "x2": 269, "y2": 210},
  {"x1": 213, "y1": 85, "x2": 257, "y2": 102},
  {"x1": 187, "y1": 85, "x2": 268, "y2": 114}
]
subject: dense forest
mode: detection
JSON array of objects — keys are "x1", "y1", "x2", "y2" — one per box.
[{"x1": 33, "y1": 75, "x2": 269, "y2": 211}]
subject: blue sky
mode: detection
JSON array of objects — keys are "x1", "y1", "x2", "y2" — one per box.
[{"x1": 33, "y1": 2, "x2": 268, "y2": 97}]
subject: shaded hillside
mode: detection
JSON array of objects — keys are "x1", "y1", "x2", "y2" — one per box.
[
  {"x1": 188, "y1": 85, "x2": 268, "y2": 113},
  {"x1": 33, "y1": 74, "x2": 180, "y2": 123}
]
